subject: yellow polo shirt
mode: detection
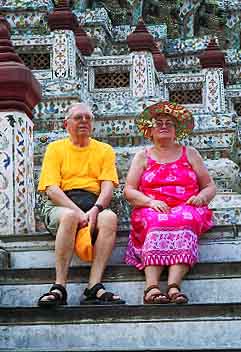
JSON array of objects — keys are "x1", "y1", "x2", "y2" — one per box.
[{"x1": 38, "y1": 138, "x2": 118, "y2": 194}]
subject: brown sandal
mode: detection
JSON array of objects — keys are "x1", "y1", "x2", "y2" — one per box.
[
  {"x1": 143, "y1": 285, "x2": 170, "y2": 304},
  {"x1": 167, "y1": 283, "x2": 188, "y2": 304}
]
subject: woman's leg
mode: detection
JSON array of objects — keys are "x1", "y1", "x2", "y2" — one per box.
[
  {"x1": 167, "y1": 264, "x2": 189, "y2": 299},
  {"x1": 144, "y1": 265, "x2": 168, "y2": 302},
  {"x1": 144, "y1": 265, "x2": 164, "y2": 287}
]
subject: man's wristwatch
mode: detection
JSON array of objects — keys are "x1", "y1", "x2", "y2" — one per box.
[{"x1": 94, "y1": 204, "x2": 104, "y2": 212}]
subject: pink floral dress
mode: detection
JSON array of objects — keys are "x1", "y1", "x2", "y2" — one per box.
[{"x1": 125, "y1": 146, "x2": 213, "y2": 270}]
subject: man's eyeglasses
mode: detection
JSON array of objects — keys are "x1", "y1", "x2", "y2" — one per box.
[{"x1": 68, "y1": 114, "x2": 93, "y2": 122}]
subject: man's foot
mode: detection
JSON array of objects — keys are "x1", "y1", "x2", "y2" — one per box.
[
  {"x1": 38, "y1": 284, "x2": 68, "y2": 308},
  {"x1": 80, "y1": 283, "x2": 126, "y2": 305},
  {"x1": 143, "y1": 285, "x2": 170, "y2": 304}
]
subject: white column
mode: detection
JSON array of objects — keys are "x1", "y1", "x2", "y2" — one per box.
[
  {"x1": 0, "y1": 111, "x2": 35, "y2": 235},
  {"x1": 203, "y1": 68, "x2": 226, "y2": 113},
  {"x1": 132, "y1": 51, "x2": 155, "y2": 98},
  {"x1": 52, "y1": 29, "x2": 77, "y2": 79}
]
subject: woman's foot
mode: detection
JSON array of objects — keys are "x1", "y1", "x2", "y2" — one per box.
[
  {"x1": 143, "y1": 285, "x2": 170, "y2": 304},
  {"x1": 167, "y1": 283, "x2": 188, "y2": 304}
]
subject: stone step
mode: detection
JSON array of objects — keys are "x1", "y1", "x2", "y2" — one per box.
[
  {"x1": 0, "y1": 263, "x2": 241, "y2": 307},
  {"x1": 1, "y1": 303, "x2": 241, "y2": 351},
  {"x1": 1, "y1": 277, "x2": 241, "y2": 307},
  {"x1": 1, "y1": 228, "x2": 241, "y2": 268},
  {"x1": 1, "y1": 262, "x2": 241, "y2": 284}
]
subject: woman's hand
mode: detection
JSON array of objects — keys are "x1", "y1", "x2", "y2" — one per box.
[
  {"x1": 186, "y1": 195, "x2": 207, "y2": 206},
  {"x1": 148, "y1": 199, "x2": 170, "y2": 212}
]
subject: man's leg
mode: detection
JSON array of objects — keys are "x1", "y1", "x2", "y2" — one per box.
[
  {"x1": 39, "y1": 207, "x2": 80, "y2": 303},
  {"x1": 55, "y1": 208, "x2": 80, "y2": 285},
  {"x1": 88, "y1": 209, "x2": 117, "y2": 286},
  {"x1": 87, "y1": 209, "x2": 120, "y2": 299}
]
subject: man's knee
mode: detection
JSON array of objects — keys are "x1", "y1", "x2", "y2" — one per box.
[
  {"x1": 59, "y1": 208, "x2": 79, "y2": 225},
  {"x1": 97, "y1": 209, "x2": 117, "y2": 231}
]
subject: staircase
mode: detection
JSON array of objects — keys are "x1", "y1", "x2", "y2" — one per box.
[
  {"x1": 1, "y1": 225, "x2": 241, "y2": 351},
  {"x1": 1, "y1": 2, "x2": 241, "y2": 350}
]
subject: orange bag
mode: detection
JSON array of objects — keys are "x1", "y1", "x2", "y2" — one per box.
[{"x1": 74, "y1": 225, "x2": 93, "y2": 262}]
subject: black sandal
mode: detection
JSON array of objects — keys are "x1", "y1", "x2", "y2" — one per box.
[
  {"x1": 38, "y1": 284, "x2": 68, "y2": 308},
  {"x1": 80, "y1": 283, "x2": 125, "y2": 305}
]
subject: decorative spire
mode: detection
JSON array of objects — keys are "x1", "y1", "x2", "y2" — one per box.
[
  {"x1": 0, "y1": 17, "x2": 41, "y2": 118},
  {"x1": 151, "y1": 44, "x2": 168, "y2": 73},
  {"x1": 127, "y1": 17, "x2": 155, "y2": 52},
  {"x1": 0, "y1": 17, "x2": 22, "y2": 64},
  {"x1": 199, "y1": 38, "x2": 225, "y2": 68},
  {"x1": 48, "y1": 0, "x2": 78, "y2": 31},
  {"x1": 75, "y1": 24, "x2": 94, "y2": 56},
  {"x1": 199, "y1": 38, "x2": 228, "y2": 84}
]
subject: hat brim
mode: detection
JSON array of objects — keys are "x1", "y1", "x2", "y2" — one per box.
[{"x1": 136, "y1": 101, "x2": 194, "y2": 140}]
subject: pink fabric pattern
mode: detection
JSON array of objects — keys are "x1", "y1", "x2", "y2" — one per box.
[{"x1": 125, "y1": 146, "x2": 213, "y2": 270}]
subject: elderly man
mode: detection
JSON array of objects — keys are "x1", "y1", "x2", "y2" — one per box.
[{"x1": 37, "y1": 102, "x2": 125, "y2": 306}]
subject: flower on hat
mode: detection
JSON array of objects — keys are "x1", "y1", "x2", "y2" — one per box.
[{"x1": 136, "y1": 101, "x2": 194, "y2": 140}]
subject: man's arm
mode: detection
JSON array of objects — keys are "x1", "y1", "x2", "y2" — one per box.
[
  {"x1": 46, "y1": 185, "x2": 88, "y2": 228},
  {"x1": 95, "y1": 180, "x2": 114, "y2": 209},
  {"x1": 86, "y1": 180, "x2": 114, "y2": 233}
]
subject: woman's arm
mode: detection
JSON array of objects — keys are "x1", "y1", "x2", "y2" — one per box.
[
  {"x1": 186, "y1": 147, "x2": 217, "y2": 206},
  {"x1": 124, "y1": 150, "x2": 169, "y2": 212},
  {"x1": 124, "y1": 150, "x2": 150, "y2": 207}
]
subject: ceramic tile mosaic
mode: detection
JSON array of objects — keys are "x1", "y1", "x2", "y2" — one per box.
[
  {"x1": 1, "y1": 1, "x2": 241, "y2": 233},
  {"x1": 0, "y1": 0, "x2": 53, "y2": 10},
  {"x1": 111, "y1": 24, "x2": 167, "y2": 42},
  {"x1": 167, "y1": 55, "x2": 200, "y2": 71},
  {"x1": 204, "y1": 69, "x2": 225, "y2": 113},
  {"x1": 0, "y1": 113, "x2": 14, "y2": 235},
  {"x1": 3, "y1": 12, "x2": 50, "y2": 35},
  {"x1": 33, "y1": 70, "x2": 52, "y2": 81},
  {"x1": 179, "y1": 0, "x2": 201, "y2": 39},
  {"x1": 12, "y1": 35, "x2": 53, "y2": 47},
  {"x1": 75, "y1": 8, "x2": 112, "y2": 34},
  {"x1": 14, "y1": 113, "x2": 35, "y2": 234},
  {"x1": 226, "y1": 49, "x2": 241, "y2": 64},
  {"x1": 52, "y1": 30, "x2": 76, "y2": 79},
  {"x1": 132, "y1": 52, "x2": 155, "y2": 98},
  {"x1": 165, "y1": 36, "x2": 211, "y2": 55},
  {"x1": 0, "y1": 112, "x2": 35, "y2": 235}
]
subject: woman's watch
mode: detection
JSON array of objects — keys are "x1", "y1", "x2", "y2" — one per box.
[{"x1": 94, "y1": 204, "x2": 104, "y2": 212}]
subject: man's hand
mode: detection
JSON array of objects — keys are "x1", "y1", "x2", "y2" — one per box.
[
  {"x1": 148, "y1": 199, "x2": 170, "y2": 213},
  {"x1": 78, "y1": 209, "x2": 89, "y2": 228},
  {"x1": 86, "y1": 206, "x2": 99, "y2": 234},
  {"x1": 186, "y1": 195, "x2": 207, "y2": 206}
]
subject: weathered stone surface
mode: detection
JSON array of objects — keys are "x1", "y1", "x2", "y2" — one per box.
[
  {"x1": 2, "y1": 233, "x2": 241, "y2": 269},
  {"x1": 0, "y1": 248, "x2": 9, "y2": 269},
  {"x1": 1, "y1": 318, "x2": 241, "y2": 350},
  {"x1": 1, "y1": 277, "x2": 241, "y2": 307}
]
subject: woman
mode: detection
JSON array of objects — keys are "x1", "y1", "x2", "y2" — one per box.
[{"x1": 124, "y1": 101, "x2": 216, "y2": 304}]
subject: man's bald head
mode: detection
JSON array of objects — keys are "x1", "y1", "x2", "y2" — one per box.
[{"x1": 65, "y1": 103, "x2": 94, "y2": 121}]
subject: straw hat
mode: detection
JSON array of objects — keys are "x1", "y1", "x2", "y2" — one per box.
[{"x1": 136, "y1": 101, "x2": 194, "y2": 140}]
